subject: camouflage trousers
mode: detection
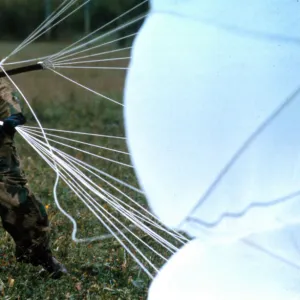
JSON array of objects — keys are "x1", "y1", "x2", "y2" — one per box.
[{"x1": 0, "y1": 135, "x2": 52, "y2": 264}]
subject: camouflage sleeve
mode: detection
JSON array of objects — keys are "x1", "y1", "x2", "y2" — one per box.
[{"x1": 0, "y1": 78, "x2": 22, "y2": 120}]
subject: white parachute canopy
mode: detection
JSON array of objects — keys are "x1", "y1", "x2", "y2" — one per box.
[
  {"x1": 124, "y1": 0, "x2": 300, "y2": 299},
  {"x1": 147, "y1": 227, "x2": 300, "y2": 300},
  {"x1": 124, "y1": 0, "x2": 300, "y2": 241}
]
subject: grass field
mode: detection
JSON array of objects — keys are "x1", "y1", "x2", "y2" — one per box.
[{"x1": 0, "y1": 42, "x2": 179, "y2": 299}]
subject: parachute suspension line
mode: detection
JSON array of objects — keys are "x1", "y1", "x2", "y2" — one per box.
[
  {"x1": 18, "y1": 130, "x2": 156, "y2": 278},
  {"x1": 48, "y1": 12, "x2": 146, "y2": 63},
  {"x1": 50, "y1": 47, "x2": 132, "y2": 65},
  {"x1": 20, "y1": 130, "x2": 143, "y2": 196},
  {"x1": 10, "y1": 0, "x2": 78, "y2": 57},
  {"x1": 21, "y1": 127, "x2": 130, "y2": 155},
  {"x1": 0, "y1": 0, "x2": 143, "y2": 112},
  {"x1": 5, "y1": 0, "x2": 87, "y2": 61},
  {"x1": 49, "y1": 15, "x2": 146, "y2": 64},
  {"x1": 22, "y1": 132, "x2": 188, "y2": 242},
  {"x1": 18, "y1": 0, "x2": 91, "y2": 57},
  {"x1": 49, "y1": 68, "x2": 124, "y2": 106},
  {"x1": 17, "y1": 128, "x2": 119, "y2": 243},
  {"x1": 19, "y1": 127, "x2": 186, "y2": 247},
  {"x1": 48, "y1": 0, "x2": 148, "y2": 61},
  {"x1": 33, "y1": 131, "x2": 178, "y2": 257},
  {"x1": 52, "y1": 66, "x2": 128, "y2": 70},
  {"x1": 21, "y1": 125, "x2": 126, "y2": 140},
  {"x1": 50, "y1": 32, "x2": 137, "y2": 64},
  {"x1": 20, "y1": 126, "x2": 188, "y2": 245},
  {"x1": 19, "y1": 0, "x2": 71, "y2": 48},
  {"x1": 3, "y1": 0, "x2": 146, "y2": 69},
  {"x1": 18, "y1": 127, "x2": 184, "y2": 277},
  {"x1": 4, "y1": 0, "x2": 71, "y2": 60},
  {"x1": 20, "y1": 129, "x2": 146, "y2": 219},
  {"x1": 22, "y1": 131, "x2": 133, "y2": 168},
  {"x1": 2, "y1": 47, "x2": 132, "y2": 67},
  {"x1": 53, "y1": 56, "x2": 131, "y2": 65}
]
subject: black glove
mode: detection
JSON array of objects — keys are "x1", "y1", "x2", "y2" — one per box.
[{"x1": 2, "y1": 113, "x2": 26, "y2": 136}]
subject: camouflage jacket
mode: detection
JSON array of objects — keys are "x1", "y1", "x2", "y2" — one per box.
[
  {"x1": 0, "y1": 78, "x2": 22, "y2": 146},
  {"x1": 0, "y1": 78, "x2": 22, "y2": 120}
]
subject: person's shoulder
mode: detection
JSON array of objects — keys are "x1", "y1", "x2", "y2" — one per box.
[
  {"x1": 0, "y1": 78, "x2": 12, "y2": 90},
  {"x1": 0, "y1": 78, "x2": 13, "y2": 100},
  {"x1": 0, "y1": 79, "x2": 22, "y2": 115}
]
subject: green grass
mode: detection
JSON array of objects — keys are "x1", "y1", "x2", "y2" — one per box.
[
  {"x1": 0, "y1": 96, "x2": 152, "y2": 300},
  {"x1": 0, "y1": 42, "x2": 177, "y2": 299}
]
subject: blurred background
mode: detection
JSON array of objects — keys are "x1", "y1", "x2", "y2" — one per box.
[{"x1": 0, "y1": 0, "x2": 147, "y2": 43}]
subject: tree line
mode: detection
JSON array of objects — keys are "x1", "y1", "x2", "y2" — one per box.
[{"x1": 0, "y1": 0, "x2": 147, "y2": 42}]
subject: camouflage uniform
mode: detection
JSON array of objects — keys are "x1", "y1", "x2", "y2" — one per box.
[{"x1": 0, "y1": 78, "x2": 52, "y2": 266}]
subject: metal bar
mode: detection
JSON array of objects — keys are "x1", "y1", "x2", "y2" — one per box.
[{"x1": 0, "y1": 64, "x2": 44, "y2": 78}]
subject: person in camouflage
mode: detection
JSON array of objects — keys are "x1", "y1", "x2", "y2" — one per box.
[{"x1": 0, "y1": 78, "x2": 67, "y2": 279}]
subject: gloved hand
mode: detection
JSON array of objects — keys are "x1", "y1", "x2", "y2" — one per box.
[{"x1": 2, "y1": 113, "x2": 26, "y2": 136}]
